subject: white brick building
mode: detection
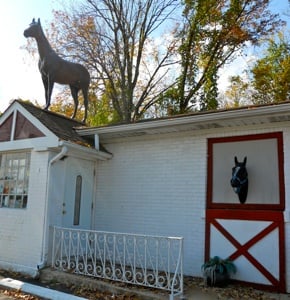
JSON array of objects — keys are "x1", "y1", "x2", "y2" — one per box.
[
  {"x1": 0, "y1": 100, "x2": 289, "y2": 293},
  {"x1": 0, "y1": 100, "x2": 111, "y2": 276}
]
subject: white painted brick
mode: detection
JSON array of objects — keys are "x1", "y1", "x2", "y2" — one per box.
[
  {"x1": 0, "y1": 151, "x2": 49, "y2": 276},
  {"x1": 96, "y1": 134, "x2": 207, "y2": 276},
  {"x1": 95, "y1": 124, "x2": 290, "y2": 288},
  {"x1": 1, "y1": 121, "x2": 290, "y2": 291}
]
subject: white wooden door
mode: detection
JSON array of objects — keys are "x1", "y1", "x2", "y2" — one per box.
[{"x1": 61, "y1": 157, "x2": 95, "y2": 229}]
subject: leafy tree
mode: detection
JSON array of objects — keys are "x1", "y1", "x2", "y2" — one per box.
[
  {"x1": 24, "y1": 0, "x2": 285, "y2": 122},
  {"x1": 49, "y1": 88, "x2": 78, "y2": 119},
  {"x1": 48, "y1": 81, "x2": 118, "y2": 126},
  {"x1": 222, "y1": 75, "x2": 252, "y2": 108},
  {"x1": 86, "y1": 86, "x2": 120, "y2": 126},
  {"x1": 250, "y1": 32, "x2": 290, "y2": 104},
  {"x1": 43, "y1": 0, "x2": 180, "y2": 123},
  {"x1": 165, "y1": 0, "x2": 284, "y2": 113},
  {"x1": 223, "y1": 32, "x2": 290, "y2": 106}
]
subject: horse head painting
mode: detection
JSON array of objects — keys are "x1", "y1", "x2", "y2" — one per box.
[
  {"x1": 230, "y1": 156, "x2": 248, "y2": 204},
  {"x1": 24, "y1": 18, "x2": 90, "y2": 123}
]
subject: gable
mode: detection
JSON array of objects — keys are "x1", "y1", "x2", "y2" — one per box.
[
  {"x1": 0, "y1": 111, "x2": 45, "y2": 142},
  {"x1": 17, "y1": 101, "x2": 95, "y2": 147}
]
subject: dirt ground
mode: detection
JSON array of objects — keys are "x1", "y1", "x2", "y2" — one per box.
[
  {"x1": 0, "y1": 283, "x2": 138, "y2": 300},
  {"x1": 0, "y1": 269, "x2": 140, "y2": 299},
  {"x1": 0, "y1": 269, "x2": 288, "y2": 300}
]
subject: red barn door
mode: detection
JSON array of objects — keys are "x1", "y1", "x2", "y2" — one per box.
[{"x1": 206, "y1": 132, "x2": 285, "y2": 292}]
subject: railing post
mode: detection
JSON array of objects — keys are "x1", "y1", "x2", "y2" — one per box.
[
  {"x1": 167, "y1": 239, "x2": 171, "y2": 288},
  {"x1": 113, "y1": 234, "x2": 116, "y2": 279},
  {"x1": 144, "y1": 238, "x2": 147, "y2": 284},
  {"x1": 67, "y1": 230, "x2": 70, "y2": 271},
  {"x1": 133, "y1": 236, "x2": 136, "y2": 283},
  {"x1": 60, "y1": 229, "x2": 64, "y2": 269},
  {"x1": 103, "y1": 234, "x2": 106, "y2": 278},
  {"x1": 180, "y1": 238, "x2": 184, "y2": 293},
  {"x1": 155, "y1": 238, "x2": 159, "y2": 286},
  {"x1": 122, "y1": 235, "x2": 126, "y2": 281}
]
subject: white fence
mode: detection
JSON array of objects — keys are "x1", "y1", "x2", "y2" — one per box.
[{"x1": 51, "y1": 226, "x2": 183, "y2": 300}]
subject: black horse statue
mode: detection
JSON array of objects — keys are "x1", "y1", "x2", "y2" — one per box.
[
  {"x1": 230, "y1": 156, "x2": 248, "y2": 204},
  {"x1": 24, "y1": 18, "x2": 90, "y2": 123}
]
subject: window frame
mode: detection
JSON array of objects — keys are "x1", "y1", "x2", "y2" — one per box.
[
  {"x1": 207, "y1": 132, "x2": 285, "y2": 210},
  {"x1": 0, "y1": 151, "x2": 31, "y2": 209}
]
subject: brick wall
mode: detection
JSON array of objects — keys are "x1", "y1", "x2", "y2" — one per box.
[
  {"x1": 0, "y1": 151, "x2": 49, "y2": 276},
  {"x1": 0, "y1": 122, "x2": 289, "y2": 288},
  {"x1": 95, "y1": 133, "x2": 209, "y2": 276},
  {"x1": 95, "y1": 124, "x2": 290, "y2": 283}
]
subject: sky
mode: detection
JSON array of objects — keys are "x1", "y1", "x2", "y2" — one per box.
[
  {"x1": 0, "y1": 0, "x2": 63, "y2": 112},
  {"x1": 0, "y1": 0, "x2": 289, "y2": 113}
]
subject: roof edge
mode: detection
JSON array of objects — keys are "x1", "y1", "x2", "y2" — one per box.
[
  {"x1": 59, "y1": 141, "x2": 112, "y2": 160},
  {"x1": 77, "y1": 102, "x2": 290, "y2": 137}
]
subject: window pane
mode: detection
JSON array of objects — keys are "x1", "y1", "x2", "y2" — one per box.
[
  {"x1": 73, "y1": 175, "x2": 82, "y2": 225},
  {"x1": 0, "y1": 152, "x2": 30, "y2": 209}
]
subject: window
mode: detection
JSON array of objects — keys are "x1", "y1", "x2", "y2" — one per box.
[
  {"x1": 73, "y1": 175, "x2": 82, "y2": 225},
  {"x1": 0, "y1": 152, "x2": 30, "y2": 209}
]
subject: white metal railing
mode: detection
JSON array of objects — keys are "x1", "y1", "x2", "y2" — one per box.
[{"x1": 51, "y1": 226, "x2": 183, "y2": 300}]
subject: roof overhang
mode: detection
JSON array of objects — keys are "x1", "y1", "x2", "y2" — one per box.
[
  {"x1": 43, "y1": 140, "x2": 112, "y2": 160},
  {"x1": 77, "y1": 103, "x2": 290, "y2": 141}
]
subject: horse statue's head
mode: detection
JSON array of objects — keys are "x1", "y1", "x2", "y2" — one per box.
[
  {"x1": 230, "y1": 156, "x2": 248, "y2": 204},
  {"x1": 24, "y1": 18, "x2": 42, "y2": 39}
]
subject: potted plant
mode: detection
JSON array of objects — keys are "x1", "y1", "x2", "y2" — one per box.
[{"x1": 201, "y1": 256, "x2": 237, "y2": 287}]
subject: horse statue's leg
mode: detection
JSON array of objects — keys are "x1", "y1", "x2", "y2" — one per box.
[
  {"x1": 82, "y1": 86, "x2": 89, "y2": 123},
  {"x1": 70, "y1": 85, "x2": 79, "y2": 119},
  {"x1": 42, "y1": 74, "x2": 54, "y2": 110}
]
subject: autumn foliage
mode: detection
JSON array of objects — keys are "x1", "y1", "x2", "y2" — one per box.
[{"x1": 24, "y1": 0, "x2": 286, "y2": 124}]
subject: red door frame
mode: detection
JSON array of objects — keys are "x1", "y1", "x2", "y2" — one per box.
[
  {"x1": 205, "y1": 132, "x2": 286, "y2": 292},
  {"x1": 207, "y1": 132, "x2": 285, "y2": 211}
]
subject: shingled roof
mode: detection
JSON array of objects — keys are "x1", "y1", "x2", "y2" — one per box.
[{"x1": 16, "y1": 100, "x2": 94, "y2": 147}]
